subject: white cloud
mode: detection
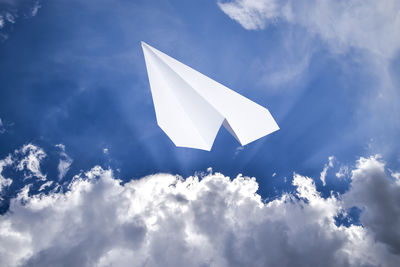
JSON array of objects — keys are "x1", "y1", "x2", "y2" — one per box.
[
  {"x1": 0, "y1": 118, "x2": 5, "y2": 134},
  {"x1": 38, "y1": 181, "x2": 53, "y2": 192},
  {"x1": 218, "y1": 0, "x2": 400, "y2": 102},
  {"x1": 217, "y1": 0, "x2": 280, "y2": 30},
  {"x1": 0, "y1": 144, "x2": 49, "y2": 200},
  {"x1": 0, "y1": 152, "x2": 399, "y2": 266},
  {"x1": 0, "y1": 155, "x2": 13, "y2": 199},
  {"x1": 343, "y1": 155, "x2": 400, "y2": 255},
  {"x1": 0, "y1": 0, "x2": 41, "y2": 40},
  {"x1": 320, "y1": 155, "x2": 335, "y2": 186},
  {"x1": 218, "y1": 0, "x2": 400, "y2": 161},
  {"x1": 336, "y1": 165, "x2": 350, "y2": 179},
  {"x1": 55, "y1": 144, "x2": 73, "y2": 180},
  {"x1": 15, "y1": 144, "x2": 46, "y2": 181},
  {"x1": 391, "y1": 171, "x2": 400, "y2": 182},
  {"x1": 31, "y1": 2, "x2": 40, "y2": 17},
  {"x1": 5, "y1": 12, "x2": 14, "y2": 23},
  {"x1": 218, "y1": 0, "x2": 400, "y2": 59}
]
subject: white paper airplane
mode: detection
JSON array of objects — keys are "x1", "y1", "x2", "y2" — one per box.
[{"x1": 141, "y1": 41, "x2": 279, "y2": 151}]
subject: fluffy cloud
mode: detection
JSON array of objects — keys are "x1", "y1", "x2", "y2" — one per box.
[
  {"x1": 343, "y1": 156, "x2": 400, "y2": 255},
  {"x1": 0, "y1": 148, "x2": 399, "y2": 266},
  {"x1": 218, "y1": 0, "x2": 400, "y2": 59}
]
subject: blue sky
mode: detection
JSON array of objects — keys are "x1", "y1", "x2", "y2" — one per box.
[
  {"x1": 1, "y1": 0, "x2": 400, "y2": 266},
  {"x1": 1, "y1": 0, "x2": 397, "y2": 193}
]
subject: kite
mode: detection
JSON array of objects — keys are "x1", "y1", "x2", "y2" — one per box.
[{"x1": 141, "y1": 41, "x2": 279, "y2": 151}]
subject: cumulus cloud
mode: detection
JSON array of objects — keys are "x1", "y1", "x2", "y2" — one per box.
[
  {"x1": 55, "y1": 144, "x2": 73, "y2": 180},
  {"x1": 0, "y1": 150, "x2": 399, "y2": 266},
  {"x1": 343, "y1": 155, "x2": 400, "y2": 255}
]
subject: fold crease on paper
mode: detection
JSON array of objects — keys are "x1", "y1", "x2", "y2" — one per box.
[{"x1": 141, "y1": 41, "x2": 279, "y2": 151}]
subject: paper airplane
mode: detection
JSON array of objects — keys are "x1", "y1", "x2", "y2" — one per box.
[{"x1": 141, "y1": 41, "x2": 279, "y2": 151}]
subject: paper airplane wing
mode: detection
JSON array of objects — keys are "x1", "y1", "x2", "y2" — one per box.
[{"x1": 141, "y1": 42, "x2": 279, "y2": 151}]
